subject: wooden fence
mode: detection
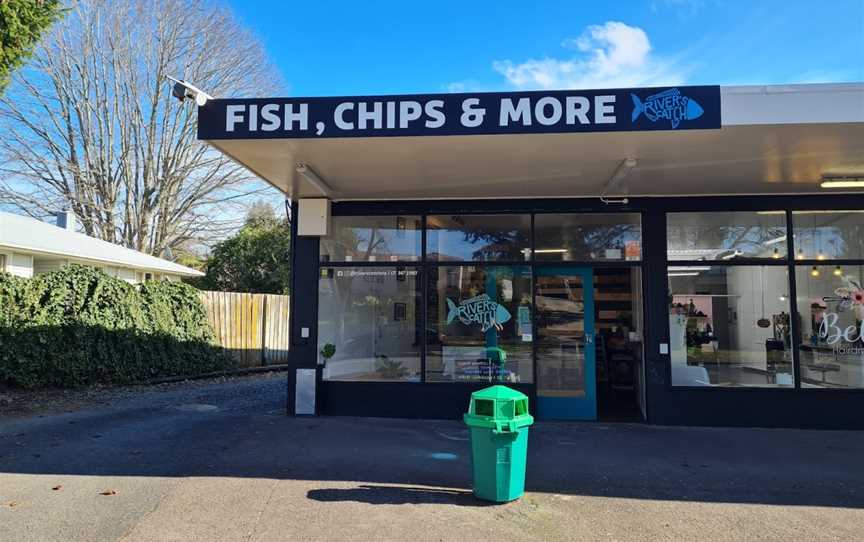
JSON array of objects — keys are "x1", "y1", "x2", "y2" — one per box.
[{"x1": 200, "y1": 291, "x2": 290, "y2": 367}]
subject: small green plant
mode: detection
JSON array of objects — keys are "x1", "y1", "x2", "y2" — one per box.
[
  {"x1": 320, "y1": 343, "x2": 336, "y2": 361},
  {"x1": 376, "y1": 355, "x2": 407, "y2": 379}
]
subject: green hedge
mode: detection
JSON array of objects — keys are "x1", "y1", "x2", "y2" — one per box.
[{"x1": 0, "y1": 264, "x2": 233, "y2": 389}]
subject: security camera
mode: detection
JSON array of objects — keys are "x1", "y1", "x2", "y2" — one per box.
[{"x1": 166, "y1": 76, "x2": 213, "y2": 106}]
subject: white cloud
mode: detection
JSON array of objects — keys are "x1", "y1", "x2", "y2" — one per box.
[
  {"x1": 443, "y1": 80, "x2": 487, "y2": 93},
  {"x1": 491, "y1": 21, "x2": 686, "y2": 90}
]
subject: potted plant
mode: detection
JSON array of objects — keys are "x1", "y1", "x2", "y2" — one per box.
[
  {"x1": 376, "y1": 355, "x2": 407, "y2": 379},
  {"x1": 319, "y1": 343, "x2": 336, "y2": 366}
]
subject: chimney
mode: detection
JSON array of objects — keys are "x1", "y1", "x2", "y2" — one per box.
[{"x1": 55, "y1": 210, "x2": 76, "y2": 231}]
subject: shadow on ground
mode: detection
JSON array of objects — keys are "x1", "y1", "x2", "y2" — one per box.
[
  {"x1": 307, "y1": 485, "x2": 489, "y2": 506},
  {"x1": 2, "y1": 374, "x2": 863, "y2": 509}
]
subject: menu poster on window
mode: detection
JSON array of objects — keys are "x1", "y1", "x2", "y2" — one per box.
[
  {"x1": 517, "y1": 305, "x2": 532, "y2": 342},
  {"x1": 625, "y1": 241, "x2": 641, "y2": 261},
  {"x1": 455, "y1": 359, "x2": 505, "y2": 380},
  {"x1": 393, "y1": 302, "x2": 407, "y2": 321},
  {"x1": 442, "y1": 346, "x2": 515, "y2": 382}
]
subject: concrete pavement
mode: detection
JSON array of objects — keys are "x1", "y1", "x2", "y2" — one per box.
[{"x1": 1, "y1": 373, "x2": 862, "y2": 541}]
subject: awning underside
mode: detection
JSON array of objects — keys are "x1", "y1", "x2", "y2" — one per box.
[{"x1": 208, "y1": 122, "x2": 864, "y2": 200}]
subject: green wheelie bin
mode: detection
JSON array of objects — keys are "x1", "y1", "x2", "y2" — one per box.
[{"x1": 463, "y1": 385, "x2": 534, "y2": 503}]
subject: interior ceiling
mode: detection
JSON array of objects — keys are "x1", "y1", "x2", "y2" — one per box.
[{"x1": 208, "y1": 122, "x2": 864, "y2": 200}]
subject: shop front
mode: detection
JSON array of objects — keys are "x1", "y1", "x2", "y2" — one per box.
[{"x1": 197, "y1": 82, "x2": 864, "y2": 429}]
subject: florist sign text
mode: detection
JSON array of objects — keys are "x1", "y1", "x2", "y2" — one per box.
[{"x1": 197, "y1": 86, "x2": 721, "y2": 140}]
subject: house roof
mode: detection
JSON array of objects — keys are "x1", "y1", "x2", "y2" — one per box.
[{"x1": 0, "y1": 212, "x2": 204, "y2": 277}]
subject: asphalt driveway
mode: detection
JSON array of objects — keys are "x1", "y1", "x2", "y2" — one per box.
[{"x1": 1, "y1": 373, "x2": 862, "y2": 541}]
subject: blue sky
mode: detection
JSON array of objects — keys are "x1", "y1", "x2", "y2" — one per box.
[{"x1": 228, "y1": 0, "x2": 864, "y2": 97}]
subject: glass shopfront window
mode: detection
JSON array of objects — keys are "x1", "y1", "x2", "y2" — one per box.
[
  {"x1": 668, "y1": 266, "x2": 793, "y2": 387},
  {"x1": 426, "y1": 214, "x2": 530, "y2": 261},
  {"x1": 534, "y1": 213, "x2": 642, "y2": 261},
  {"x1": 795, "y1": 265, "x2": 864, "y2": 388},
  {"x1": 667, "y1": 211, "x2": 787, "y2": 261},
  {"x1": 427, "y1": 266, "x2": 533, "y2": 383},
  {"x1": 318, "y1": 266, "x2": 422, "y2": 381},
  {"x1": 792, "y1": 211, "x2": 864, "y2": 260},
  {"x1": 320, "y1": 215, "x2": 422, "y2": 262}
]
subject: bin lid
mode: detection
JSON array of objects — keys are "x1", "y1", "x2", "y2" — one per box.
[
  {"x1": 471, "y1": 385, "x2": 527, "y2": 401},
  {"x1": 464, "y1": 385, "x2": 534, "y2": 431}
]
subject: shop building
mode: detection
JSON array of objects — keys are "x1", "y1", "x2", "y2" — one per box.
[{"x1": 198, "y1": 83, "x2": 864, "y2": 429}]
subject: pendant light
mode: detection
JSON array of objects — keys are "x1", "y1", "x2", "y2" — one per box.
[
  {"x1": 834, "y1": 265, "x2": 843, "y2": 277},
  {"x1": 810, "y1": 266, "x2": 820, "y2": 277},
  {"x1": 756, "y1": 267, "x2": 770, "y2": 328},
  {"x1": 816, "y1": 229, "x2": 826, "y2": 260}
]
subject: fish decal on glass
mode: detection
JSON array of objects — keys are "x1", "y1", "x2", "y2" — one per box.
[
  {"x1": 446, "y1": 294, "x2": 511, "y2": 332},
  {"x1": 631, "y1": 88, "x2": 704, "y2": 129}
]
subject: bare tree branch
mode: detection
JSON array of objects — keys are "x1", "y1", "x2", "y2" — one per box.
[{"x1": 0, "y1": 0, "x2": 283, "y2": 256}]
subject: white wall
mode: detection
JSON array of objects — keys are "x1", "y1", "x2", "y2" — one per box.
[
  {"x1": 100, "y1": 265, "x2": 137, "y2": 284},
  {"x1": 0, "y1": 252, "x2": 34, "y2": 278},
  {"x1": 33, "y1": 258, "x2": 67, "y2": 275},
  {"x1": 727, "y1": 266, "x2": 789, "y2": 365},
  {"x1": 2, "y1": 249, "x2": 185, "y2": 284}
]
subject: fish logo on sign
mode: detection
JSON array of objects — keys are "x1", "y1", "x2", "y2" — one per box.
[
  {"x1": 446, "y1": 294, "x2": 511, "y2": 332},
  {"x1": 631, "y1": 88, "x2": 704, "y2": 129}
]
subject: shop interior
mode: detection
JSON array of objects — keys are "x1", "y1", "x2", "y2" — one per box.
[
  {"x1": 592, "y1": 268, "x2": 645, "y2": 422},
  {"x1": 315, "y1": 212, "x2": 648, "y2": 421}
]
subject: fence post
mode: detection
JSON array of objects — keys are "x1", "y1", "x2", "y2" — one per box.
[{"x1": 261, "y1": 295, "x2": 268, "y2": 367}]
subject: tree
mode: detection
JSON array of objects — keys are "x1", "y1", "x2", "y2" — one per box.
[
  {"x1": 244, "y1": 199, "x2": 278, "y2": 226},
  {"x1": 0, "y1": 0, "x2": 62, "y2": 92},
  {"x1": 193, "y1": 207, "x2": 291, "y2": 294},
  {"x1": 0, "y1": 0, "x2": 282, "y2": 257}
]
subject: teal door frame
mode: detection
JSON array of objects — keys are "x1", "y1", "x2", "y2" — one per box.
[{"x1": 535, "y1": 266, "x2": 596, "y2": 421}]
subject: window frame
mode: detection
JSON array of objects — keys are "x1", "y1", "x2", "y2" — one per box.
[
  {"x1": 791, "y1": 264, "x2": 864, "y2": 390},
  {"x1": 664, "y1": 205, "x2": 864, "y2": 393},
  {"x1": 425, "y1": 263, "x2": 536, "y2": 384},
  {"x1": 532, "y1": 211, "x2": 644, "y2": 263},
  {"x1": 665, "y1": 210, "x2": 789, "y2": 263},
  {"x1": 319, "y1": 214, "x2": 424, "y2": 264},
  {"x1": 425, "y1": 212, "x2": 533, "y2": 263},
  {"x1": 666, "y1": 263, "x2": 795, "y2": 389},
  {"x1": 317, "y1": 263, "x2": 425, "y2": 383},
  {"x1": 318, "y1": 209, "x2": 646, "y2": 385},
  {"x1": 791, "y1": 210, "x2": 864, "y2": 262}
]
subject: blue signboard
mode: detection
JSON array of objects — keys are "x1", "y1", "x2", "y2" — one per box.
[{"x1": 197, "y1": 85, "x2": 720, "y2": 140}]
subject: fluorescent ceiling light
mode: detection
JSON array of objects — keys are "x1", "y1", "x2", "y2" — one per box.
[
  {"x1": 668, "y1": 272, "x2": 699, "y2": 277},
  {"x1": 601, "y1": 157, "x2": 638, "y2": 204},
  {"x1": 821, "y1": 177, "x2": 864, "y2": 189},
  {"x1": 764, "y1": 235, "x2": 786, "y2": 245},
  {"x1": 667, "y1": 249, "x2": 719, "y2": 256},
  {"x1": 296, "y1": 162, "x2": 335, "y2": 197},
  {"x1": 757, "y1": 210, "x2": 864, "y2": 215},
  {"x1": 796, "y1": 210, "x2": 864, "y2": 214},
  {"x1": 534, "y1": 248, "x2": 568, "y2": 254},
  {"x1": 668, "y1": 266, "x2": 710, "y2": 271},
  {"x1": 609, "y1": 157, "x2": 638, "y2": 187}
]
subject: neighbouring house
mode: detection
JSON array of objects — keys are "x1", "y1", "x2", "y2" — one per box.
[{"x1": 0, "y1": 211, "x2": 203, "y2": 283}]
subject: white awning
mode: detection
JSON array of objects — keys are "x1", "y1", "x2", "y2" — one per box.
[{"x1": 204, "y1": 83, "x2": 864, "y2": 200}]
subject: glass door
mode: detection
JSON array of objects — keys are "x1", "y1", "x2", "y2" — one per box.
[{"x1": 535, "y1": 267, "x2": 596, "y2": 420}]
